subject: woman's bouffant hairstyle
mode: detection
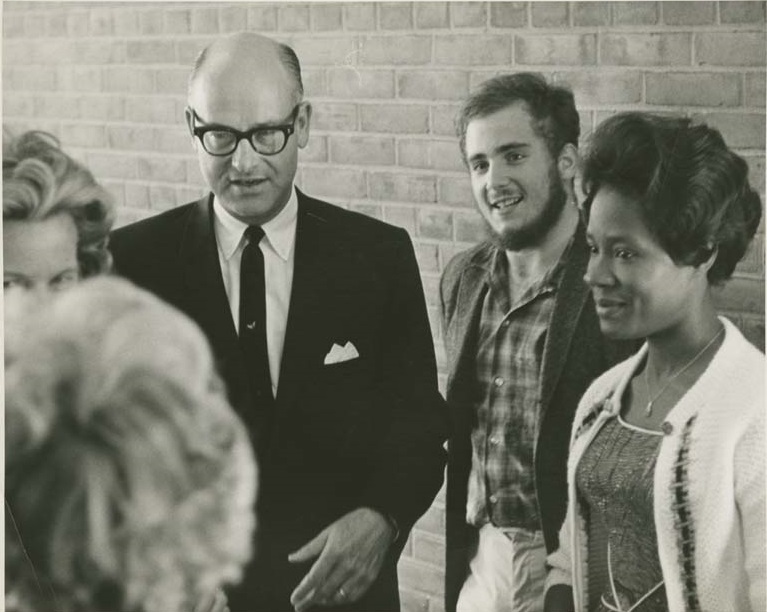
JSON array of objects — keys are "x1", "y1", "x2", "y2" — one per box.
[
  {"x1": 3, "y1": 130, "x2": 116, "y2": 277},
  {"x1": 5, "y1": 277, "x2": 257, "y2": 612},
  {"x1": 456, "y1": 72, "x2": 580, "y2": 162},
  {"x1": 581, "y1": 112, "x2": 762, "y2": 284}
]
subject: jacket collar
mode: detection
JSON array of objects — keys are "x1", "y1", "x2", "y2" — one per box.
[
  {"x1": 464, "y1": 241, "x2": 496, "y2": 274},
  {"x1": 212, "y1": 188, "x2": 298, "y2": 262},
  {"x1": 447, "y1": 224, "x2": 592, "y2": 417},
  {"x1": 538, "y1": 224, "x2": 592, "y2": 414}
]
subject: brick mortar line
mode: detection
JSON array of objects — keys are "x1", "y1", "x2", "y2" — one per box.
[
  {"x1": 301, "y1": 162, "x2": 466, "y2": 174},
  {"x1": 6, "y1": 62, "x2": 766, "y2": 72},
  {"x1": 6, "y1": 15, "x2": 766, "y2": 28},
  {"x1": 12, "y1": 102, "x2": 751, "y2": 119},
  {"x1": 68, "y1": 148, "x2": 197, "y2": 159},
  {"x1": 3, "y1": 135, "x2": 757, "y2": 173},
  {"x1": 5, "y1": 25, "x2": 766, "y2": 41},
  {"x1": 7, "y1": 98, "x2": 765, "y2": 111},
  {"x1": 3, "y1": 3, "x2": 761, "y2": 17},
  {"x1": 4, "y1": 126, "x2": 760, "y2": 160}
]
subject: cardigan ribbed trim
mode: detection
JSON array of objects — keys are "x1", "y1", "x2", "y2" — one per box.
[{"x1": 673, "y1": 415, "x2": 699, "y2": 612}]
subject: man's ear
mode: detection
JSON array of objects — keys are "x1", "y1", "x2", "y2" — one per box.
[
  {"x1": 184, "y1": 106, "x2": 196, "y2": 141},
  {"x1": 296, "y1": 102, "x2": 312, "y2": 149},
  {"x1": 557, "y1": 143, "x2": 579, "y2": 181}
]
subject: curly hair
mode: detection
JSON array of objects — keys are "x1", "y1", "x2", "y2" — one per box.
[
  {"x1": 581, "y1": 112, "x2": 762, "y2": 284},
  {"x1": 5, "y1": 277, "x2": 257, "y2": 612},
  {"x1": 3, "y1": 130, "x2": 116, "y2": 277},
  {"x1": 456, "y1": 72, "x2": 580, "y2": 162}
]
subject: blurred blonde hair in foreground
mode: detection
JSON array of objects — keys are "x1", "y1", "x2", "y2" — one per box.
[{"x1": 5, "y1": 277, "x2": 257, "y2": 612}]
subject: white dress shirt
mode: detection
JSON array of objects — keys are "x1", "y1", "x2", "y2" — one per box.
[{"x1": 212, "y1": 189, "x2": 297, "y2": 396}]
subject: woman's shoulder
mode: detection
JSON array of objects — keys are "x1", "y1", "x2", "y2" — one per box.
[
  {"x1": 727, "y1": 322, "x2": 764, "y2": 380},
  {"x1": 678, "y1": 318, "x2": 764, "y2": 448},
  {"x1": 706, "y1": 318, "x2": 764, "y2": 412}
]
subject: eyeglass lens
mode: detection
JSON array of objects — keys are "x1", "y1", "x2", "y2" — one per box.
[{"x1": 201, "y1": 127, "x2": 288, "y2": 156}]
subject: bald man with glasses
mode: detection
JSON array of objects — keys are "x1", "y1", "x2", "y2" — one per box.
[{"x1": 111, "y1": 32, "x2": 447, "y2": 612}]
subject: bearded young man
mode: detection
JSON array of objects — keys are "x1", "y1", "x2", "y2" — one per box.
[{"x1": 441, "y1": 73, "x2": 634, "y2": 612}]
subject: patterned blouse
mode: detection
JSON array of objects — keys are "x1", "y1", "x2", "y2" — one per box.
[{"x1": 576, "y1": 414, "x2": 669, "y2": 611}]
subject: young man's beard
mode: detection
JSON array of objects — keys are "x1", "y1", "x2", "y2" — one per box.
[{"x1": 485, "y1": 170, "x2": 568, "y2": 252}]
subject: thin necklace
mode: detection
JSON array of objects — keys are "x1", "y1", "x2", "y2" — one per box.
[{"x1": 643, "y1": 325, "x2": 724, "y2": 416}]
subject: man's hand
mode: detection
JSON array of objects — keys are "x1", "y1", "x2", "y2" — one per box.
[
  {"x1": 192, "y1": 589, "x2": 229, "y2": 612},
  {"x1": 288, "y1": 507, "x2": 396, "y2": 611}
]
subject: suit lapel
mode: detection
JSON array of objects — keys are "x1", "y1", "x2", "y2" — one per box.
[
  {"x1": 275, "y1": 192, "x2": 336, "y2": 412},
  {"x1": 179, "y1": 195, "x2": 240, "y2": 375},
  {"x1": 538, "y1": 225, "x2": 590, "y2": 416}
]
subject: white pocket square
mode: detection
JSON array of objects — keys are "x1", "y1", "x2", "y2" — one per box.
[{"x1": 323, "y1": 341, "x2": 360, "y2": 365}]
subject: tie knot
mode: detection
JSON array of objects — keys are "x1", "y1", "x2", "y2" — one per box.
[{"x1": 244, "y1": 225, "x2": 265, "y2": 245}]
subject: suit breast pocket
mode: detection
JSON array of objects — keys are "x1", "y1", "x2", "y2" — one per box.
[
  {"x1": 315, "y1": 356, "x2": 369, "y2": 413},
  {"x1": 300, "y1": 358, "x2": 382, "y2": 461},
  {"x1": 321, "y1": 357, "x2": 364, "y2": 380}
]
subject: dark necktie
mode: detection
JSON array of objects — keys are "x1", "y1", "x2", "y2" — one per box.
[{"x1": 239, "y1": 226, "x2": 275, "y2": 448}]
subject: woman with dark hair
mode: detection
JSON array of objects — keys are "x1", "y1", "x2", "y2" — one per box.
[{"x1": 544, "y1": 113, "x2": 764, "y2": 612}]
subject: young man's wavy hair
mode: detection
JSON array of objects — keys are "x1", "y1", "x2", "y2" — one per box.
[{"x1": 456, "y1": 72, "x2": 580, "y2": 163}]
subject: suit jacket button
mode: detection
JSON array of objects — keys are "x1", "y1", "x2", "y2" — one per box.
[{"x1": 661, "y1": 421, "x2": 674, "y2": 435}]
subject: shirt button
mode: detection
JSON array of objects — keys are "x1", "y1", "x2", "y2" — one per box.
[
  {"x1": 489, "y1": 495, "x2": 498, "y2": 504},
  {"x1": 493, "y1": 376, "x2": 505, "y2": 387},
  {"x1": 661, "y1": 422, "x2": 674, "y2": 436},
  {"x1": 489, "y1": 435, "x2": 501, "y2": 446}
]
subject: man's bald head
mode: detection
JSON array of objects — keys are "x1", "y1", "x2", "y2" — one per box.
[
  {"x1": 188, "y1": 33, "x2": 304, "y2": 104},
  {"x1": 183, "y1": 31, "x2": 312, "y2": 228}
]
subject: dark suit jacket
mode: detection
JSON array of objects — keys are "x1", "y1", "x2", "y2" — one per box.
[
  {"x1": 110, "y1": 191, "x2": 448, "y2": 612},
  {"x1": 439, "y1": 226, "x2": 635, "y2": 612}
]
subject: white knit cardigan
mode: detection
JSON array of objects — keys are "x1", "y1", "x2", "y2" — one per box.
[{"x1": 546, "y1": 317, "x2": 765, "y2": 612}]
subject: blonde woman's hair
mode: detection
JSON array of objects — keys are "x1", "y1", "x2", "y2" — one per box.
[
  {"x1": 5, "y1": 277, "x2": 257, "y2": 612},
  {"x1": 3, "y1": 130, "x2": 116, "y2": 277}
]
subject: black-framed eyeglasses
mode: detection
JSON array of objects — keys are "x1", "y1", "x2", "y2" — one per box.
[{"x1": 188, "y1": 104, "x2": 301, "y2": 157}]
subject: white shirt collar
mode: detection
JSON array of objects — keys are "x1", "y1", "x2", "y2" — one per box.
[{"x1": 212, "y1": 188, "x2": 298, "y2": 262}]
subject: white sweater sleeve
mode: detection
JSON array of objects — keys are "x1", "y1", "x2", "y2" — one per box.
[
  {"x1": 735, "y1": 402, "x2": 766, "y2": 611},
  {"x1": 545, "y1": 503, "x2": 575, "y2": 590}
]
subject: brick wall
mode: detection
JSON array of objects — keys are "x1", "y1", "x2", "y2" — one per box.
[{"x1": 3, "y1": 3, "x2": 765, "y2": 610}]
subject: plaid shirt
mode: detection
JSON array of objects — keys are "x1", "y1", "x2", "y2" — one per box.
[{"x1": 466, "y1": 246, "x2": 568, "y2": 530}]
